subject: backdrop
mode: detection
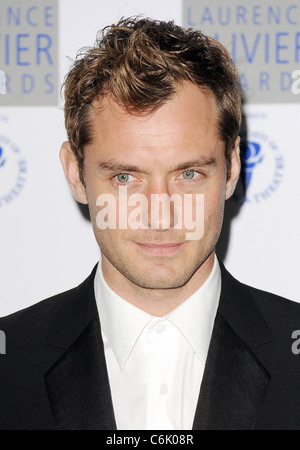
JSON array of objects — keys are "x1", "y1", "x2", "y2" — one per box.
[{"x1": 1, "y1": 0, "x2": 300, "y2": 316}]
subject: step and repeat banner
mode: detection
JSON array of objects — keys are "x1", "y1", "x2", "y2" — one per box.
[{"x1": 0, "y1": 0, "x2": 299, "y2": 316}]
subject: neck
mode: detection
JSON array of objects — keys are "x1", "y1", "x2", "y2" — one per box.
[{"x1": 101, "y1": 252, "x2": 215, "y2": 316}]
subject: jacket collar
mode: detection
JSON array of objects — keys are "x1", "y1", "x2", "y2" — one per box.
[
  {"x1": 44, "y1": 264, "x2": 117, "y2": 430},
  {"x1": 192, "y1": 262, "x2": 274, "y2": 430},
  {"x1": 45, "y1": 261, "x2": 273, "y2": 354},
  {"x1": 217, "y1": 261, "x2": 273, "y2": 349},
  {"x1": 45, "y1": 265, "x2": 99, "y2": 351}
]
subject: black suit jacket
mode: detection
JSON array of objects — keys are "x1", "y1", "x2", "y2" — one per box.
[{"x1": 1, "y1": 262, "x2": 300, "y2": 430}]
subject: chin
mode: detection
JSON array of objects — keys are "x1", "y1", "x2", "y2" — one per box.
[{"x1": 126, "y1": 270, "x2": 192, "y2": 290}]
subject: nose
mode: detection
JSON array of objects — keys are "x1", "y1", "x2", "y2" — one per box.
[{"x1": 142, "y1": 180, "x2": 177, "y2": 231}]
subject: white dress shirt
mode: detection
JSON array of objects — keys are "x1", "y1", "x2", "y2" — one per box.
[{"x1": 94, "y1": 255, "x2": 221, "y2": 430}]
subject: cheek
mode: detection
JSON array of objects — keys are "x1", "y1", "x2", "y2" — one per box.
[
  {"x1": 203, "y1": 188, "x2": 226, "y2": 229},
  {"x1": 85, "y1": 179, "x2": 104, "y2": 205},
  {"x1": 92, "y1": 226, "x2": 128, "y2": 258},
  {"x1": 85, "y1": 180, "x2": 119, "y2": 228}
]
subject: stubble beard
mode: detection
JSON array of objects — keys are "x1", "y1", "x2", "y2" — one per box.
[{"x1": 98, "y1": 236, "x2": 216, "y2": 292}]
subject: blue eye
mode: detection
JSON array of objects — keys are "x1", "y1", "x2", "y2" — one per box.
[
  {"x1": 116, "y1": 173, "x2": 130, "y2": 183},
  {"x1": 182, "y1": 170, "x2": 195, "y2": 180}
]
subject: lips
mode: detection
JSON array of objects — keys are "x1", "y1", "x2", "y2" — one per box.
[{"x1": 134, "y1": 242, "x2": 185, "y2": 255}]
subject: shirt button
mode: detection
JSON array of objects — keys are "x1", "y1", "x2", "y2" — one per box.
[
  {"x1": 160, "y1": 383, "x2": 169, "y2": 395},
  {"x1": 156, "y1": 323, "x2": 165, "y2": 333}
]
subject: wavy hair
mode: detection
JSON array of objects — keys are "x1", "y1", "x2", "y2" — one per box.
[{"x1": 63, "y1": 17, "x2": 242, "y2": 180}]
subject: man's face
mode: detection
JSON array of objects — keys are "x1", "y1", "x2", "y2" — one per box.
[{"x1": 62, "y1": 82, "x2": 240, "y2": 293}]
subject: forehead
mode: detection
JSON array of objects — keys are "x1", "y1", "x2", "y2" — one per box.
[{"x1": 86, "y1": 82, "x2": 222, "y2": 164}]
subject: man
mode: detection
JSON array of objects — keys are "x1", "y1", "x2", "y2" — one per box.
[{"x1": 1, "y1": 17, "x2": 300, "y2": 430}]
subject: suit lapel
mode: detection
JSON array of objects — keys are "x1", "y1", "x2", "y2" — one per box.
[
  {"x1": 193, "y1": 314, "x2": 271, "y2": 430},
  {"x1": 193, "y1": 263, "x2": 274, "y2": 430},
  {"x1": 44, "y1": 266, "x2": 116, "y2": 430}
]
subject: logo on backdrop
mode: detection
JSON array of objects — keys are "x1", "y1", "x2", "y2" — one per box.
[
  {"x1": 0, "y1": 135, "x2": 27, "y2": 207},
  {"x1": 0, "y1": 0, "x2": 58, "y2": 106},
  {"x1": 183, "y1": 0, "x2": 300, "y2": 103},
  {"x1": 244, "y1": 131, "x2": 284, "y2": 203}
]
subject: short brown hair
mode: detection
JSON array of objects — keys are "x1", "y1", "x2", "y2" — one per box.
[{"x1": 63, "y1": 17, "x2": 242, "y2": 180}]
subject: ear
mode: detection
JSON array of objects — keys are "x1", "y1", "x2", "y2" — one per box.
[
  {"x1": 59, "y1": 141, "x2": 88, "y2": 204},
  {"x1": 225, "y1": 137, "x2": 241, "y2": 200}
]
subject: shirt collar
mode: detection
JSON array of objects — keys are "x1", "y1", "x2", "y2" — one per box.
[
  {"x1": 165, "y1": 256, "x2": 221, "y2": 363},
  {"x1": 94, "y1": 267, "x2": 153, "y2": 369},
  {"x1": 94, "y1": 255, "x2": 221, "y2": 369}
]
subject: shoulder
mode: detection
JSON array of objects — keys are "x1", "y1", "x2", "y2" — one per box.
[
  {"x1": 0, "y1": 285, "x2": 77, "y2": 327},
  {"x1": 0, "y1": 265, "x2": 98, "y2": 343},
  {"x1": 242, "y1": 282, "x2": 300, "y2": 332},
  {"x1": 0, "y1": 286, "x2": 78, "y2": 355},
  {"x1": 221, "y1": 262, "x2": 300, "y2": 333}
]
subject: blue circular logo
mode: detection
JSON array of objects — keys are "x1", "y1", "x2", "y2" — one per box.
[
  {"x1": 244, "y1": 131, "x2": 284, "y2": 203},
  {"x1": 0, "y1": 135, "x2": 27, "y2": 207}
]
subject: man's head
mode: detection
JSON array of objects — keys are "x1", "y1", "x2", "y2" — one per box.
[
  {"x1": 63, "y1": 17, "x2": 241, "y2": 182},
  {"x1": 60, "y1": 17, "x2": 242, "y2": 313}
]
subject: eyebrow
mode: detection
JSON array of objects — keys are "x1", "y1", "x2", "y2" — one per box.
[
  {"x1": 170, "y1": 158, "x2": 217, "y2": 172},
  {"x1": 98, "y1": 157, "x2": 217, "y2": 174},
  {"x1": 98, "y1": 160, "x2": 148, "y2": 174}
]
